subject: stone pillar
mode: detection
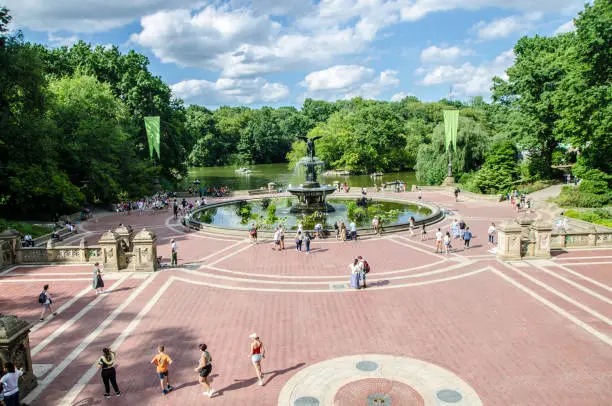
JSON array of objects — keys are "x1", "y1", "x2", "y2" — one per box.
[
  {"x1": 588, "y1": 226, "x2": 598, "y2": 247},
  {"x1": 0, "y1": 229, "x2": 20, "y2": 267},
  {"x1": 98, "y1": 231, "x2": 121, "y2": 271},
  {"x1": 46, "y1": 238, "x2": 57, "y2": 262},
  {"x1": 79, "y1": 237, "x2": 88, "y2": 262},
  {"x1": 496, "y1": 221, "x2": 523, "y2": 261},
  {"x1": 132, "y1": 229, "x2": 157, "y2": 272},
  {"x1": 0, "y1": 314, "x2": 37, "y2": 398},
  {"x1": 114, "y1": 224, "x2": 134, "y2": 252},
  {"x1": 530, "y1": 220, "x2": 553, "y2": 259}
]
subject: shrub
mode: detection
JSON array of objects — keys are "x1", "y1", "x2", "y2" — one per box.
[
  {"x1": 0, "y1": 219, "x2": 53, "y2": 238},
  {"x1": 564, "y1": 209, "x2": 612, "y2": 228},
  {"x1": 554, "y1": 186, "x2": 611, "y2": 208}
]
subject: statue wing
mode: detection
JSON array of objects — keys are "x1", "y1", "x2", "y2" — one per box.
[{"x1": 310, "y1": 136, "x2": 323, "y2": 141}]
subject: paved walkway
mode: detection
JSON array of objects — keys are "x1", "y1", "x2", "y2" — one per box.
[{"x1": 2, "y1": 189, "x2": 612, "y2": 405}]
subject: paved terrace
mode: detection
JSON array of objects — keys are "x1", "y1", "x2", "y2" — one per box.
[{"x1": 1, "y1": 189, "x2": 611, "y2": 405}]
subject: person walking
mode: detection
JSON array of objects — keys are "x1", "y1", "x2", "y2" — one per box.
[
  {"x1": 409, "y1": 216, "x2": 416, "y2": 237},
  {"x1": 93, "y1": 262, "x2": 104, "y2": 294},
  {"x1": 304, "y1": 231, "x2": 312, "y2": 254},
  {"x1": 249, "y1": 333, "x2": 266, "y2": 386},
  {"x1": 334, "y1": 222, "x2": 340, "y2": 241},
  {"x1": 444, "y1": 231, "x2": 452, "y2": 254},
  {"x1": 38, "y1": 284, "x2": 56, "y2": 321},
  {"x1": 420, "y1": 224, "x2": 427, "y2": 241},
  {"x1": 418, "y1": 188, "x2": 423, "y2": 201},
  {"x1": 372, "y1": 217, "x2": 381, "y2": 236},
  {"x1": 249, "y1": 223, "x2": 258, "y2": 244},
  {"x1": 349, "y1": 258, "x2": 361, "y2": 289},
  {"x1": 279, "y1": 225, "x2": 285, "y2": 250},
  {"x1": 349, "y1": 221, "x2": 357, "y2": 241},
  {"x1": 273, "y1": 227, "x2": 281, "y2": 251},
  {"x1": 195, "y1": 344, "x2": 214, "y2": 397},
  {"x1": 463, "y1": 227, "x2": 472, "y2": 249},
  {"x1": 488, "y1": 222, "x2": 496, "y2": 249},
  {"x1": 358, "y1": 256, "x2": 370, "y2": 289},
  {"x1": 151, "y1": 345, "x2": 173, "y2": 396},
  {"x1": 340, "y1": 222, "x2": 347, "y2": 242},
  {"x1": 97, "y1": 348, "x2": 121, "y2": 399},
  {"x1": 295, "y1": 231, "x2": 303, "y2": 251},
  {"x1": 1, "y1": 362, "x2": 24, "y2": 406},
  {"x1": 171, "y1": 239, "x2": 178, "y2": 267},
  {"x1": 454, "y1": 187, "x2": 460, "y2": 202},
  {"x1": 435, "y1": 228, "x2": 443, "y2": 254}
]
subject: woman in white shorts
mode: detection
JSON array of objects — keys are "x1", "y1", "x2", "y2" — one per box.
[{"x1": 249, "y1": 333, "x2": 265, "y2": 386}]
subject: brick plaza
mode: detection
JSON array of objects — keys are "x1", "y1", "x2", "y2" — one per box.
[{"x1": 2, "y1": 190, "x2": 611, "y2": 405}]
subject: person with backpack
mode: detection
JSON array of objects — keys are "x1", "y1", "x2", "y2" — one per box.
[
  {"x1": 358, "y1": 256, "x2": 370, "y2": 289},
  {"x1": 1, "y1": 362, "x2": 24, "y2": 406},
  {"x1": 97, "y1": 348, "x2": 121, "y2": 399},
  {"x1": 151, "y1": 345, "x2": 173, "y2": 396},
  {"x1": 38, "y1": 284, "x2": 56, "y2": 321}
]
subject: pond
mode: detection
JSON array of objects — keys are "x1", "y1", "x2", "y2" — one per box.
[
  {"x1": 193, "y1": 197, "x2": 433, "y2": 230},
  {"x1": 188, "y1": 163, "x2": 418, "y2": 191}
]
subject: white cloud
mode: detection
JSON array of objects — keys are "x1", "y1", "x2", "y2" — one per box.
[
  {"x1": 300, "y1": 65, "x2": 399, "y2": 101},
  {"x1": 554, "y1": 20, "x2": 576, "y2": 34},
  {"x1": 400, "y1": 0, "x2": 584, "y2": 22},
  {"x1": 2, "y1": 0, "x2": 200, "y2": 32},
  {"x1": 420, "y1": 46, "x2": 473, "y2": 63},
  {"x1": 391, "y1": 91, "x2": 414, "y2": 101},
  {"x1": 171, "y1": 77, "x2": 290, "y2": 105},
  {"x1": 417, "y1": 49, "x2": 515, "y2": 96},
  {"x1": 47, "y1": 33, "x2": 79, "y2": 48},
  {"x1": 472, "y1": 13, "x2": 542, "y2": 40}
]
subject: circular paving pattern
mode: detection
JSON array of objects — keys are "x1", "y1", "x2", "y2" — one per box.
[
  {"x1": 334, "y1": 378, "x2": 424, "y2": 405},
  {"x1": 278, "y1": 354, "x2": 482, "y2": 406}
]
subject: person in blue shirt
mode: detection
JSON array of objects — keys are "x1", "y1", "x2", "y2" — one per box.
[{"x1": 463, "y1": 227, "x2": 472, "y2": 249}]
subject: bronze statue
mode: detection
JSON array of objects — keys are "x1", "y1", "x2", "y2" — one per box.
[{"x1": 297, "y1": 136, "x2": 323, "y2": 160}]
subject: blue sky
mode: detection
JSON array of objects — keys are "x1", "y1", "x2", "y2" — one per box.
[{"x1": 4, "y1": 0, "x2": 582, "y2": 108}]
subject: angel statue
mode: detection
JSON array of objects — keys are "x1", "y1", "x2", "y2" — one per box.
[{"x1": 297, "y1": 135, "x2": 323, "y2": 159}]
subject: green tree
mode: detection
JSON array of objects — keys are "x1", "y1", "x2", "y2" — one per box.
[{"x1": 471, "y1": 141, "x2": 519, "y2": 193}]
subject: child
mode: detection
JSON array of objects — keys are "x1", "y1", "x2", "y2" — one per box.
[{"x1": 151, "y1": 345, "x2": 173, "y2": 395}]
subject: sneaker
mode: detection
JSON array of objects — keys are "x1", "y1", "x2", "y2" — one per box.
[
  {"x1": 208, "y1": 389, "x2": 215, "y2": 397},
  {"x1": 162, "y1": 389, "x2": 168, "y2": 395},
  {"x1": 258, "y1": 380, "x2": 263, "y2": 386},
  {"x1": 104, "y1": 393, "x2": 111, "y2": 399},
  {"x1": 167, "y1": 385, "x2": 173, "y2": 391},
  {"x1": 115, "y1": 391, "x2": 121, "y2": 396}
]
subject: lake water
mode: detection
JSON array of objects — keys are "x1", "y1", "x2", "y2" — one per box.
[{"x1": 188, "y1": 163, "x2": 418, "y2": 191}]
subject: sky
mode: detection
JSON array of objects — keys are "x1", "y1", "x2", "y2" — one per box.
[{"x1": 3, "y1": 0, "x2": 583, "y2": 108}]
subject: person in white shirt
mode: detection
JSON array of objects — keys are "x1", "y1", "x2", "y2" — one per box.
[
  {"x1": 487, "y1": 223, "x2": 496, "y2": 248},
  {"x1": 273, "y1": 227, "x2": 281, "y2": 251},
  {"x1": 171, "y1": 239, "x2": 177, "y2": 266},
  {"x1": 349, "y1": 221, "x2": 357, "y2": 241},
  {"x1": 314, "y1": 223, "x2": 322, "y2": 239},
  {"x1": 435, "y1": 228, "x2": 443, "y2": 253},
  {"x1": 1, "y1": 362, "x2": 24, "y2": 406}
]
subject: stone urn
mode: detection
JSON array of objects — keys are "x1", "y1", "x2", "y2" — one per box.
[{"x1": 0, "y1": 314, "x2": 37, "y2": 398}]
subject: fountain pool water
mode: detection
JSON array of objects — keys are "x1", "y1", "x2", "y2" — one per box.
[{"x1": 189, "y1": 197, "x2": 438, "y2": 231}]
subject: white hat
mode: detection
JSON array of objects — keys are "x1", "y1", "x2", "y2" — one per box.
[{"x1": 249, "y1": 333, "x2": 258, "y2": 339}]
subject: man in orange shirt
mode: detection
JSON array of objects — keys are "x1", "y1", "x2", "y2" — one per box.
[{"x1": 151, "y1": 345, "x2": 173, "y2": 395}]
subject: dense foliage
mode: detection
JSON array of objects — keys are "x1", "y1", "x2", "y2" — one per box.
[{"x1": 1, "y1": 0, "x2": 610, "y2": 219}]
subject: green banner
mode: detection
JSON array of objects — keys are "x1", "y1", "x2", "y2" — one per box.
[
  {"x1": 443, "y1": 110, "x2": 459, "y2": 152},
  {"x1": 144, "y1": 116, "x2": 161, "y2": 160}
]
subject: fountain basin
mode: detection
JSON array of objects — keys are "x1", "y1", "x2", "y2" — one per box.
[{"x1": 286, "y1": 183, "x2": 337, "y2": 213}]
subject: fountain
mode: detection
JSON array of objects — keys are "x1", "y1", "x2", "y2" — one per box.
[{"x1": 287, "y1": 137, "x2": 336, "y2": 213}]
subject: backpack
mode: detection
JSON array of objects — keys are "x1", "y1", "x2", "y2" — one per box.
[
  {"x1": 38, "y1": 291, "x2": 46, "y2": 304},
  {"x1": 363, "y1": 261, "x2": 370, "y2": 274}
]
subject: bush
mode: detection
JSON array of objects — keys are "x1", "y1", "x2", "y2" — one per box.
[
  {"x1": 0, "y1": 219, "x2": 53, "y2": 238},
  {"x1": 564, "y1": 209, "x2": 612, "y2": 228},
  {"x1": 554, "y1": 186, "x2": 611, "y2": 208}
]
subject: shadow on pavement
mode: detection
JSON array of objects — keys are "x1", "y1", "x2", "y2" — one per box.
[{"x1": 216, "y1": 362, "x2": 306, "y2": 395}]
